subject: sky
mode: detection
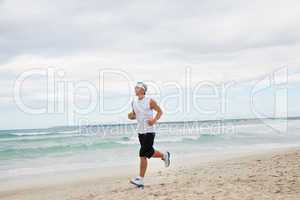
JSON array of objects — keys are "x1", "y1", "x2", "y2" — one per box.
[{"x1": 0, "y1": 0, "x2": 300, "y2": 129}]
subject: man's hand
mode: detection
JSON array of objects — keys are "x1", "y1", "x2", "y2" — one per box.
[
  {"x1": 148, "y1": 99, "x2": 163, "y2": 125},
  {"x1": 147, "y1": 117, "x2": 157, "y2": 126},
  {"x1": 128, "y1": 112, "x2": 136, "y2": 120}
]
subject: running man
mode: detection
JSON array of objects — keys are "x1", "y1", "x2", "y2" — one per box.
[{"x1": 128, "y1": 82, "x2": 170, "y2": 188}]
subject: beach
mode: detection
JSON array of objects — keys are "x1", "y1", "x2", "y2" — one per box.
[
  {"x1": 1, "y1": 0, "x2": 300, "y2": 198},
  {"x1": 1, "y1": 147, "x2": 299, "y2": 200}
]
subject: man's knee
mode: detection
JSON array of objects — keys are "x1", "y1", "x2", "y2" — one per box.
[
  {"x1": 140, "y1": 156, "x2": 148, "y2": 162},
  {"x1": 140, "y1": 147, "x2": 155, "y2": 158}
]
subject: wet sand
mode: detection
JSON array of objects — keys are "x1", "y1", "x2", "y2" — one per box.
[{"x1": 1, "y1": 148, "x2": 300, "y2": 200}]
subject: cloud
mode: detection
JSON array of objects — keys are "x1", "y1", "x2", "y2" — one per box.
[
  {"x1": 1, "y1": 0, "x2": 300, "y2": 62},
  {"x1": 1, "y1": 0, "x2": 300, "y2": 128}
]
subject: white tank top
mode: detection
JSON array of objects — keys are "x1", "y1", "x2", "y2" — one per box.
[{"x1": 132, "y1": 96, "x2": 154, "y2": 133}]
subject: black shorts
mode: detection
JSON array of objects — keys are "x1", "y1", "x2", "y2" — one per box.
[{"x1": 138, "y1": 132, "x2": 155, "y2": 158}]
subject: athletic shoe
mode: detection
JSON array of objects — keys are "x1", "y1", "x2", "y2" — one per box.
[
  {"x1": 163, "y1": 151, "x2": 170, "y2": 167},
  {"x1": 130, "y1": 176, "x2": 144, "y2": 188}
]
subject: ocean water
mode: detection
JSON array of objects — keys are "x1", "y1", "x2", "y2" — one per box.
[{"x1": 0, "y1": 118, "x2": 300, "y2": 180}]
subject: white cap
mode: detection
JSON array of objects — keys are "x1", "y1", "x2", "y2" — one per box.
[{"x1": 135, "y1": 81, "x2": 147, "y2": 93}]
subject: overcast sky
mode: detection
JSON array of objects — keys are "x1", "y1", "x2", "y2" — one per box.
[{"x1": 0, "y1": 0, "x2": 300, "y2": 129}]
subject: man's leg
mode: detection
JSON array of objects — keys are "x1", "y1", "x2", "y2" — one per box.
[
  {"x1": 139, "y1": 156, "x2": 147, "y2": 178},
  {"x1": 152, "y1": 150, "x2": 164, "y2": 159},
  {"x1": 138, "y1": 133, "x2": 167, "y2": 179},
  {"x1": 140, "y1": 151, "x2": 164, "y2": 178},
  {"x1": 153, "y1": 150, "x2": 171, "y2": 168}
]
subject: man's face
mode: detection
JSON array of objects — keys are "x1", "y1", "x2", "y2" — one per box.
[{"x1": 135, "y1": 86, "x2": 144, "y2": 96}]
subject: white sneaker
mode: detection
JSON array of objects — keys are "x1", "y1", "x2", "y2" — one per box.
[
  {"x1": 163, "y1": 151, "x2": 170, "y2": 167},
  {"x1": 130, "y1": 176, "x2": 144, "y2": 188}
]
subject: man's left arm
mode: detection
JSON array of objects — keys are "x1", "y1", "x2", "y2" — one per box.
[{"x1": 148, "y1": 99, "x2": 163, "y2": 125}]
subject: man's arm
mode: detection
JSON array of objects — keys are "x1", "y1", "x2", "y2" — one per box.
[
  {"x1": 128, "y1": 101, "x2": 136, "y2": 120},
  {"x1": 128, "y1": 111, "x2": 136, "y2": 120},
  {"x1": 148, "y1": 99, "x2": 163, "y2": 125}
]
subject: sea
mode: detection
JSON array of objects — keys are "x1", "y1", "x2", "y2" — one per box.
[{"x1": 0, "y1": 118, "x2": 300, "y2": 180}]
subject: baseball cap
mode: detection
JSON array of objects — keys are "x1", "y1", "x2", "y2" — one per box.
[{"x1": 135, "y1": 81, "x2": 147, "y2": 93}]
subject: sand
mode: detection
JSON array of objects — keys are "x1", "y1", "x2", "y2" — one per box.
[{"x1": 1, "y1": 148, "x2": 300, "y2": 200}]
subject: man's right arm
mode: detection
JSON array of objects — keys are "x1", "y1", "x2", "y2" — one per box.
[
  {"x1": 128, "y1": 111, "x2": 136, "y2": 120},
  {"x1": 128, "y1": 101, "x2": 136, "y2": 120}
]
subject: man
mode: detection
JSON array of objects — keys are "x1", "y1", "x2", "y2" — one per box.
[{"x1": 128, "y1": 81, "x2": 170, "y2": 188}]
